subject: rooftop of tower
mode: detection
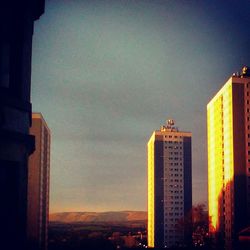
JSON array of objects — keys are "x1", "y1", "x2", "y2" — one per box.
[
  {"x1": 233, "y1": 66, "x2": 250, "y2": 78},
  {"x1": 160, "y1": 119, "x2": 179, "y2": 132}
]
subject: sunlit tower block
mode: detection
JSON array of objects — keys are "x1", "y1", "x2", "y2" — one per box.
[
  {"x1": 147, "y1": 120, "x2": 192, "y2": 248},
  {"x1": 207, "y1": 66, "x2": 250, "y2": 248},
  {"x1": 27, "y1": 113, "x2": 50, "y2": 250}
]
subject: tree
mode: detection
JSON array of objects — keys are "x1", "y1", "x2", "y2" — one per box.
[{"x1": 192, "y1": 203, "x2": 209, "y2": 247}]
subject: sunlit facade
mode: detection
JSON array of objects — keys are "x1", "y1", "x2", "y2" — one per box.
[
  {"x1": 148, "y1": 134, "x2": 155, "y2": 247},
  {"x1": 27, "y1": 113, "x2": 50, "y2": 250},
  {"x1": 147, "y1": 120, "x2": 192, "y2": 248},
  {"x1": 207, "y1": 67, "x2": 250, "y2": 247}
]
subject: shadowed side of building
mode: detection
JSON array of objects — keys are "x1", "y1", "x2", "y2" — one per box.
[{"x1": 0, "y1": 1, "x2": 45, "y2": 248}]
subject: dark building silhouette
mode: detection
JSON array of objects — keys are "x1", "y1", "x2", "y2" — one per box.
[
  {"x1": 0, "y1": 1, "x2": 45, "y2": 249},
  {"x1": 27, "y1": 113, "x2": 50, "y2": 250},
  {"x1": 207, "y1": 66, "x2": 250, "y2": 248},
  {"x1": 147, "y1": 120, "x2": 192, "y2": 248}
]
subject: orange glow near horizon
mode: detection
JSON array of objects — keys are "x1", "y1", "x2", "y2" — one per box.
[
  {"x1": 147, "y1": 135, "x2": 155, "y2": 247},
  {"x1": 207, "y1": 82, "x2": 234, "y2": 233}
]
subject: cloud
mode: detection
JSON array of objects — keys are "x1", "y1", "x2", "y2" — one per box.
[{"x1": 32, "y1": 0, "x2": 250, "y2": 211}]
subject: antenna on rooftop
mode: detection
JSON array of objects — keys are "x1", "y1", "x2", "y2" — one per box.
[
  {"x1": 167, "y1": 119, "x2": 175, "y2": 127},
  {"x1": 160, "y1": 119, "x2": 178, "y2": 132}
]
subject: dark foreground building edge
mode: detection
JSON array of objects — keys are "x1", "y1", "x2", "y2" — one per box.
[{"x1": 0, "y1": 1, "x2": 45, "y2": 249}]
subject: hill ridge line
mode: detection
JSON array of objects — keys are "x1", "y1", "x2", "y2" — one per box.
[{"x1": 49, "y1": 211, "x2": 147, "y2": 223}]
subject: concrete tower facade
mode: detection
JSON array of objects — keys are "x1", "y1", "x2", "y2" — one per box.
[
  {"x1": 207, "y1": 66, "x2": 250, "y2": 247},
  {"x1": 27, "y1": 113, "x2": 50, "y2": 250},
  {"x1": 147, "y1": 120, "x2": 192, "y2": 248}
]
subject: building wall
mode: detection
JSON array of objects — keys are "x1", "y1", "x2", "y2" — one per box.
[
  {"x1": 154, "y1": 139, "x2": 164, "y2": 247},
  {"x1": 147, "y1": 125, "x2": 192, "y2": 248},
  {"x1": 147, "y1": 134, "x2": 155, "y2": 247},
  {"x1": 232, "y1": 83, "x2": 247, "y2": 240},
  {"x1": 0, "y1": 2, "x2": 44, "y2": 248},
  {"x1": 183, "y1": 136, "x2": 192, "y2": 244},
  {"x1": 207, "y1": 81, "x2": 233, "y2": 243},
  {"x1": 27, "y1": 113, "x2": 50, "y2": 250},
  {"x1": 244, "y1": 81, "x2": 250, "y2": 225},
  {"x1": 207, "y1": 75, "x2": 250, "y2": 247}
]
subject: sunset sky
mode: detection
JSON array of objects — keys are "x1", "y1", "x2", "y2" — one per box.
[{"x1": 31, "y1": 0, "x2": 250, "y2": 213}]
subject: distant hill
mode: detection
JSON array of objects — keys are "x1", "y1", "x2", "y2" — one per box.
[{"x1": 49, "y1": 211, "x2": 147, "y2": 223}]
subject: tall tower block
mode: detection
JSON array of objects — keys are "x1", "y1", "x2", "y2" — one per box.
[
  {"x1": 147, "y1": 120, "x2": 192, "y2": 248},
  {"x1": 27, "y1": 113, "x2": 50, "y2": 250},
  {"x1": 207, "y1": 66, "x2": 250, "y2": 247}
]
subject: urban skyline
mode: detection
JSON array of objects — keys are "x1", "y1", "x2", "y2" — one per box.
[
  {"x1": 30, "y1": 0, "x2": 250, "y2": 213},
  {"x1": 2, "y1": 1, "x2": 250, "y2": 249}
]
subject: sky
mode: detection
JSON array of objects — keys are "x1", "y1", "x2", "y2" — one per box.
[{"x1": 31, "y1": 0, "x2": 250, "y2": 213}]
